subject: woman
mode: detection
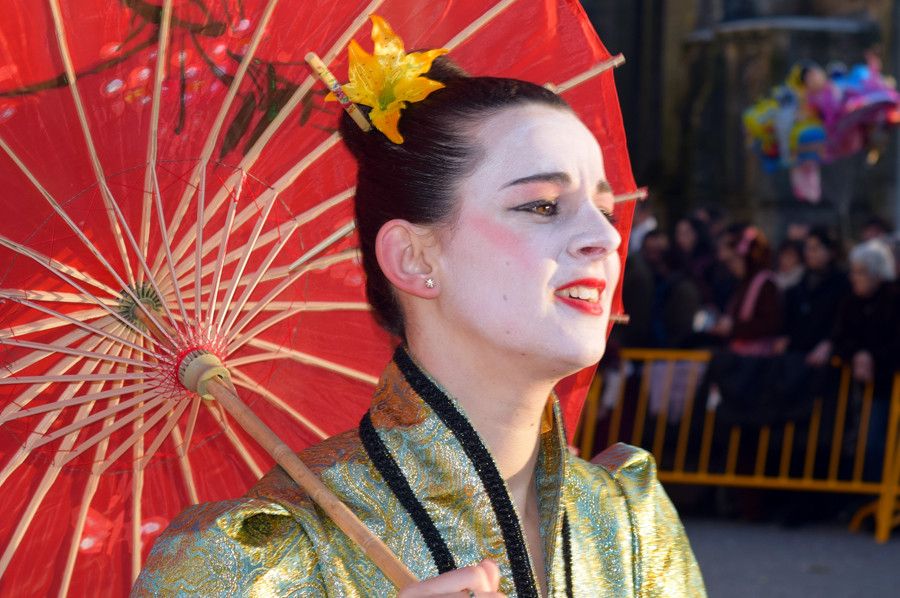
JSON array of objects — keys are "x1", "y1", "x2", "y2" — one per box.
[
  {"x1": 710, "y1": 224, "x2": 781, "y2": 356},
  {"x1": 133, "y1": 43, "x2": 704, "y2": 597},
  {"x1": 817, "y1": 239, "x2": 899, "y2": 479},
  {"x1": 784, "y1": 227, "x2": 849, "y2": 365}
]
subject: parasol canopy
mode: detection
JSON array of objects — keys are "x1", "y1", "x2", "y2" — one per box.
[{"x1": 0, "y1": 0, "x2": 637, "y2": 595}]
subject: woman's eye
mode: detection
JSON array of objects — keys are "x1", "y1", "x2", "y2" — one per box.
[
  {"x1": 517, "y1": 200, "x2": 559, "y2": 217},
  {"x1": 601, "y1": 208, "x2": 618, "y2": 225}
]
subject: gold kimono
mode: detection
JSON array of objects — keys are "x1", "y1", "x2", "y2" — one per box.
[{"x1": 133, "y1": 347, "x2": 706, "y2": 596}]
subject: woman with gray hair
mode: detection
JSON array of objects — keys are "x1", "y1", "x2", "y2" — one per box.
[{"x1": 821, "y1": 238, "x2": 900, "y2": 479}]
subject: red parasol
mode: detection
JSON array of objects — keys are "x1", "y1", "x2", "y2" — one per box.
[{"x1": 0, "y1": 0, "x2": 637, "y2": 595}]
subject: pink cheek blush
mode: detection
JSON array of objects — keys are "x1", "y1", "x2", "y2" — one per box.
[{"x1": 465, "y1": 213, "x2": 532, "y2": 261}]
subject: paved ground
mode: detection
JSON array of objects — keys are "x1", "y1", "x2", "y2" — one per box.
[{"x1": 683, "y1": 517, "x2": 900, "y2": 598}]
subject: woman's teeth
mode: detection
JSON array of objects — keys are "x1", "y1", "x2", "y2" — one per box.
[{"x1": 556, "y1": 286, "x2": 600, "y2": 303}]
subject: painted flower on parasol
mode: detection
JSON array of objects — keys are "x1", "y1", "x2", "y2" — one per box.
[{"x1": 0, "y1": 0, "x2": 638, "y2": 595}]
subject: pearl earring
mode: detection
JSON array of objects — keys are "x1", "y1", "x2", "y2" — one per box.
[{"x1": 424, "y1": 278, "x2": 435, "y2": 289}]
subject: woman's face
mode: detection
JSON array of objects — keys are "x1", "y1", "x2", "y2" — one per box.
[
  {"x1": 804, "y1": 236, "x2": 831, "y2": 271},
  {"x1": 849, "y1": 261, "x2": 880, "y2": 297},
  {"x1": 675, "y1": 220, "x2": 697, "y2": 253},
  {"x1": 433, "y1": 104, "x2": 621, "y2": 375}
]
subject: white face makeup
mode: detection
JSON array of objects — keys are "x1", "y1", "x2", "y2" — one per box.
[{"x1": 431, "y1": 103, "x2": 621, "y2": 376}]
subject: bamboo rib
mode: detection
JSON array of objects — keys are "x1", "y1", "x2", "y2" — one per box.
[
  {"x1": 286, "y1": 221, "x2": 356, "y2": 273},
  {"x1": 0, "y1": 289, "x2": 116, "y2": 305},
  {"x1": 96, "y1": 399, "x2": 176, "y2": 474},
  {"x1": 0, "y1": 383, "x2": 154, "y2": 424},
  {"x1": 242, "y1": 339, "x2": 379, "y2": 386},
  {"x1": 0, "y1": 338, "x2": 151, "y2": 369},
  {"x1": 613, "y1": 188, "x2": 649, "y2": 204},
  {"x1": 0, "y1": 309, "x2": 106, "y2": 339},
  {"x1": 0, "y1": 329, "x2": 112, "y2": 421},
  {"x1": 180, "y1": 395, "x2": 202, "y2": 459},
  {"x1": 47, "y1": 0, "x2": 134, "y2": 282},
  {"x1": 0, "y1": 136, "x2": 174, "y2": 348},
  {"x1": 153, "y1": 0, "x2": 283, "y2": 279},
  {"x1": 214, "y1": 189, "x2": 282, "y2": 334},
  {"x1": 0, "y1": 327, "x2": 92, "y2": 377},
  {"x1": 202, "y1": 400, "x2": 264, "y2": 478},
  {"x1": 1, "y1": 373, "x2": 146, "y2": 386},
  {"x1": 231, "y1": 369, "x2": 329, "y2": 439},
  {"x1": 444, "y1": 0, "x2": 518, "y2": 50},
  {"x1": 138, "y1": 398, "x2": 191, "y2": 469},
  {"x1": 226, "y1": 250, "x2": 359, "y2": 349},
  {"x1": 171, "y1": 188, "x2": 353, "y2": 287},
  {"x1": 194, "y1": 174, "x2": 205, "y2": 325},
  {"x1": 140, "y1": 0, "x2": 175, "y2": 271},
  {"x1": 54, "y1": 397, "x2": 170, "y2": 468},
  {"x1": 130, "y1": 335, "x2": 149, "y2": 585},
  {"x1": 169, "y1": 423, "x2": 200, "y2": 504},
  {"x1": 150, "y1": 167, "x2": 191, "y2": 327},
  {"x1": 0, "y1": 238, "x2": 117, "y2": 296},
  {"x1": 29, "y1": 390, "x2": 163, "y2": 452},
  {"x1": 205, "y1": 175, "x2": 242, "y2": 330},
  {"x1": 555, "y1": 54, "x2": 626, "y2": 94}
]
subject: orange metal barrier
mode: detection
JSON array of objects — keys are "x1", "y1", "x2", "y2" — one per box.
[{"x1": 576, "y1": 349, "x2": 900, "y2": 543}]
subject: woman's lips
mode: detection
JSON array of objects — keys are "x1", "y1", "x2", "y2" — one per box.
[{"x1": 554, "y1": 278, "x2": 607, "y2": 315}]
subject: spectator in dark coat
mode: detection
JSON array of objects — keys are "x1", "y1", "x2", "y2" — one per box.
[
  {"x1": 815, "y1": 239, "x2": 899, "y2": 479},
  {"x1": 784, "y1": 227, "x2": 850, "y2": 363}
]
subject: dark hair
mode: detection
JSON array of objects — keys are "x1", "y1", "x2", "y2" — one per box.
[
  {"x1": 339, "y1": 56, "x2": 571, "y2": 338},
  {"x1": 806, "y1": 226, "x2": 838, "y2": 253},
  {"x1": 721, "y1": 223, "x2": 771, "y2": 277}
]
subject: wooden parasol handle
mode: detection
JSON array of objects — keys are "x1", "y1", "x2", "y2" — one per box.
[
  {"x1": 204, "y1": 377, "x2": 419, "y2": 589},
  {"x1": 134, "y1": 312, "x2": 417, "y2": 588}
]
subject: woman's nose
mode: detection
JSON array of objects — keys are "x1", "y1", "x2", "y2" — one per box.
[{"x1": 567, "y1": 208, "x2": 621, "y2": 260}]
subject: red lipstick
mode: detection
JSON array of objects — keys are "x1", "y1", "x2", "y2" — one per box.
[{"x1": 554, "y1": 278, "x2": 607, "y2": 315}]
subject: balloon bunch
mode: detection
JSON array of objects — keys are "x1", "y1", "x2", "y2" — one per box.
[{"x1": 744, "y1": 54, "x2": 900, "y2": 202}]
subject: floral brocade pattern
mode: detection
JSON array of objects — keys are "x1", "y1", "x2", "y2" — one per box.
[{"x1": 133, "y1": 351, "x2": 706, "y2": 597}]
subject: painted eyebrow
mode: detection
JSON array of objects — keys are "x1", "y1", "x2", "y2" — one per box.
[
  {"x1": 501, "y1": 172, "x2": 613, "y2": 195},
  {"x1": 501, "y1": 172, "x2": 571, "y2": 188}
]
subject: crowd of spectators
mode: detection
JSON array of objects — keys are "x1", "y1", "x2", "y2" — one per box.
[{"x1": 618, "y1": 204, "x2": 900, "y2": 394}]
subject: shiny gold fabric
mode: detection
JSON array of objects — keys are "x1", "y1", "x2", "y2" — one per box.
[{"x1": 133, "y1": 350, "x2": 706, "y2": 596}]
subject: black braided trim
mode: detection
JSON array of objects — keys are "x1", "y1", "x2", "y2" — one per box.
[
  {"x1": 394, "y1": 347, "x2": 539, "y2": 598},
  {"x1": 359, "y1": 411, "x2": 457, "y2": 574},
  {"x1": 562, "y1": 510, "x2": 574, "y2": 598}
]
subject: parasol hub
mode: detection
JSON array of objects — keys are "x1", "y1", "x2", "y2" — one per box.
[
  {"x1": 117, "y1": 282, "x2": 162, "y2": 328},
  {"x1": 177, "y1": 349, "x2": 231, "y2": 401}
]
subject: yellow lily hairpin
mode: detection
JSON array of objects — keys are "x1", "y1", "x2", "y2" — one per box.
[{"x1": 316, "y1": 15, "x2": 448, "y2": 144}]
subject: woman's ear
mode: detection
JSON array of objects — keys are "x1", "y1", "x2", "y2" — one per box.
[{"x1": 375, "y1": 219, "x2": 440, "y2": 299}]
